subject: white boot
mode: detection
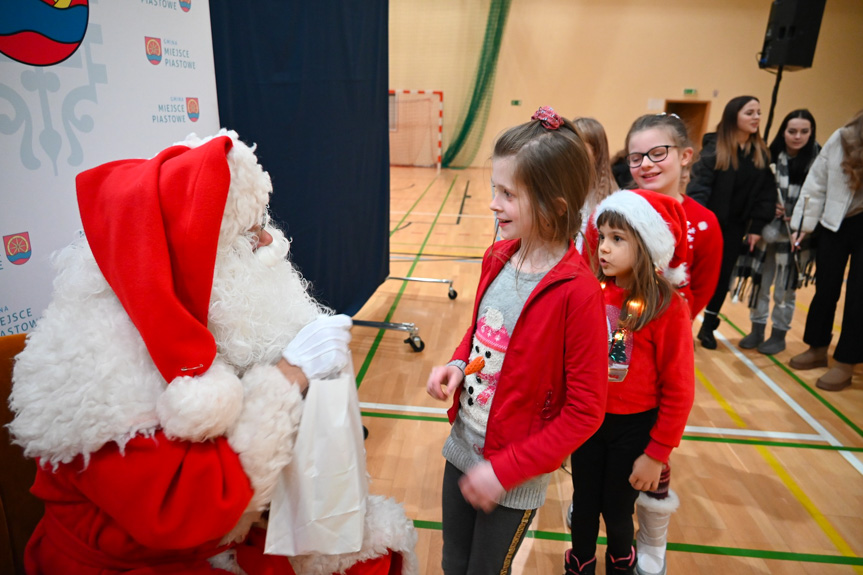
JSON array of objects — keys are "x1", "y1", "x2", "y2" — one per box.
[{"x1": 635, "y1": 490, "x2": 679, "y2": 575}]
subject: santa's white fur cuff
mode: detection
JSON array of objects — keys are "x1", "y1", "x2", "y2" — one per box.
[{"x1": 157, "y1": 359, "x2": 244, "y2": 441}]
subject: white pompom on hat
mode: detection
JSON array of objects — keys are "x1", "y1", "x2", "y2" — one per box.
[
  {"x1": 75, "y1": 130, "x2": 271, "y2": 441},
  {"x1": 592, "y1": 189, "x2": 689, "y2": 286}
]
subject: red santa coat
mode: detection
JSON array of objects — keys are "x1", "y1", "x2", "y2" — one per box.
[
  {"x1": 26, "y1": 433, "x2": 268, "y2": 574},
  {"x1": 26, "y1": 432, "x2": 399, "y2": 575}
]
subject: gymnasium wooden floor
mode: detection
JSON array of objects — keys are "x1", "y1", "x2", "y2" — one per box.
[{"x1": 350, "y1": 166, "x2": 863, "y2": 574}]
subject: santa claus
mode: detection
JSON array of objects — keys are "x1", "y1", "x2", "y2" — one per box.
[{"x1": 8, "y1": 130, "x2": 416, "y2": 575}]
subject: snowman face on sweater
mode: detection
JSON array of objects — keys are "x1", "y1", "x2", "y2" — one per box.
[{"x1": 460, "y1": 308, "x2": 509, "y2": 434}]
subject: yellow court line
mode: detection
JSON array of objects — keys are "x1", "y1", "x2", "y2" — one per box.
[{"x1": 696, "y1": 367, "x2": 862, "y2": 570}]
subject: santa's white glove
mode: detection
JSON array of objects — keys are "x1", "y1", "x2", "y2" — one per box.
[{"x1": 282, "y1": 314, "x2": 352, "y2": 380}]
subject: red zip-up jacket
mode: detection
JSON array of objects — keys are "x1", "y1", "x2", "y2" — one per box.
[{"x1": 447, "y1": 239, "x2": 608, "y2": 490}]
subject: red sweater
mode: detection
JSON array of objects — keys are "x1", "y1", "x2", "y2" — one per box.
[
  {"x1": 682, "y1": 196, "x2": 723, "y2": 318},
  {"x1": 447, "y1": 239, "x2": 608, "y2": 490},
  {"x1": 602, "y1": 281, "x2": 695, "y2": 462}
]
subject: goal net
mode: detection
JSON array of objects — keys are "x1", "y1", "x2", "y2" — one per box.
[{"x1": 389, "y1": 90, "x2": 442, "y2": 170}]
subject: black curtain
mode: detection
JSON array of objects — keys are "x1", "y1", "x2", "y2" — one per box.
[{"x1": 210, "y1": 1, "x2": 390, "y2": 315}]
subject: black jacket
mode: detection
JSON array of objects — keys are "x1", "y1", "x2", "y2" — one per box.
[{"x1": 687, "y1": 132, "x2": 776, "y2": 235}]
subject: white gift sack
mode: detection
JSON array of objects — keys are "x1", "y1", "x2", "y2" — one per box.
[{"x1": 265, "y1": 361, "x2": 368, "y2": 556}]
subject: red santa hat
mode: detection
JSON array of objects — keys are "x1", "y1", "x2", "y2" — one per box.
[
  {"x1": 75, "y1": 131, "x2": 269, "y2": 441},
  {"x1": 592, "y1": 189, "x2": 689, "y2": 286}
]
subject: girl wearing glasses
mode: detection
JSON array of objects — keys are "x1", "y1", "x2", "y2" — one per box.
[
  {"x1": 625, "y1": 114, "x2": 723, "y2": 321},
  {"x1": 686, "y1": 96, "x2": 777, "y2": 349},
  {"x1": 620, "y1": 114, "x2": 721, "y2": 575}
]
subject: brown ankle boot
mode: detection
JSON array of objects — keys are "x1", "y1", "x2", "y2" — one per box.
[
  {"x1": 789, "y1": 346, "x2": 828, "y2": 370},
  {"x1": 816, "y1": 362, "x2": 855, "y2": 391}
]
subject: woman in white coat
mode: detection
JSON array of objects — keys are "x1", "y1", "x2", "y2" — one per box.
[{"x1": 789, "y1": 110, "x2": 863, "y2": 391}]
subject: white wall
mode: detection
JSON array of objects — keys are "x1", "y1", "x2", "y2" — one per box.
[{"x1": 1, "y1": 1, "x2": 220, "y2": 333}]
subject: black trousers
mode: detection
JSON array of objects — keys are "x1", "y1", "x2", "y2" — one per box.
[
  {"x1": 569, "y1": 409, "x2": 658, "y2": 562},
  {"x1": 441, "y1": 461, "x2": 536, "y2": 575},
  {"x1": 705, "y1": 222, "x2": 747, "y2": 316},
  {"x1": 803, "y1": 212, "x2": 863, "y2": 364}
]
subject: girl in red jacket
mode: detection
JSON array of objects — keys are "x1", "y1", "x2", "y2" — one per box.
[
  {"x1": 425, "y1": 106, "x2": 609, "y2": 575},
  {"x1": 566, "y1": 189, "x2": 695, "y2": 575}
]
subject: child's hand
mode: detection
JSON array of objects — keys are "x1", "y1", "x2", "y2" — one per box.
[
  {"x1": 459, "y1": 461, "x2": 504, "y2": 513},
  {"x1": 629, "y1": 453, "x2": 664, "y2": 491},
  {"x1": 426, "y1": 365, "x2": 464, "y2": 400}
]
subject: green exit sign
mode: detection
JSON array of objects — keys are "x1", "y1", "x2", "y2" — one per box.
[
  {"x1": 683, "y1": 88, "x2": 697, "y2": 96},
  {"x1": 511, "y1": 100, "x2": 521, "y2": 106}
]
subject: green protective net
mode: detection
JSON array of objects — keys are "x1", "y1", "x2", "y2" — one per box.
[
  {"x1": 389, "y1": 0, "x2": 512, "y2": 169},
  {"x1": 442, "y1": 0, "x2": 511, "y2": 168}
]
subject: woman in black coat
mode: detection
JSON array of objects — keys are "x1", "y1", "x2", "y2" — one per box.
[{"x1": 686, "y1": 95, "x2": 776, "y2": 349}]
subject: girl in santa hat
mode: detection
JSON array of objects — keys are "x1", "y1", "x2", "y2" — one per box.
[
  {"x1": 425, "y1": 106, "x2": 608, "y2": 575},
  {"x1": 566, "y1": 189, "x2": 695, "y2": 575}
]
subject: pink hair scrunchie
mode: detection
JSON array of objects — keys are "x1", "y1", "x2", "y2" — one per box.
[{"x1": 531, "y1": 106, "x2": 562, "y2": 130}]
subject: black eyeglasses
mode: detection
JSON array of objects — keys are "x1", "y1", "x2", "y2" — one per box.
[{"x1": 626, "y1": 145, "x2": 677, "y2": 168}]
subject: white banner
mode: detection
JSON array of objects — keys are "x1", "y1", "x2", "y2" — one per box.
[{"x1": 0, "y1": 0, "x2": 220, "y2": 336}]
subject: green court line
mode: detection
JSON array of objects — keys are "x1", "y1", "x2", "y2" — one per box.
[
  {"x1": 390, "y1": 177, "x2": 438, "y2": 236},
  {"x1": 682, "y1": 434, "x2": 863, "y2": 452},
  {"x1": 356, "y1": 177, "x2": 459, "y2": 386},
  {"x1": 360, "y1": 411, "x2": 863, "y2": 451},
  {"x1": 410, "y1": 520, "x2": 863, "y2": 565},
  {"x1": 720, "y1": 314, "x2": 863, "y2": 439},
  {"x1": 361, "y1": 411, "x2": 448, "y2": 423}
]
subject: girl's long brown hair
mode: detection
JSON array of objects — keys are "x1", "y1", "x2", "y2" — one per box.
[
  {"x1": 573, "y1": 117, "x2": 617, "y2": 208},
  {"x1": 715, "y1": 95, "x2": 770, "y2": 171},
  {"x1": 840, "y1": 109, "x2": 863, "y2": 191},
  {"x1": 594, "y1": 210, "x2": 675, "y2": 331}
]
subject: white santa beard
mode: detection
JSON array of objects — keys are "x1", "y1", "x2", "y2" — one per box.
[{"x1": 208, "y1": 226, "x2": 327, "y2": 372}]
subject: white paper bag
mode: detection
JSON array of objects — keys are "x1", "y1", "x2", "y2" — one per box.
[{"x1": 265, "y1": 361, "x2": 368, "y2": 556}]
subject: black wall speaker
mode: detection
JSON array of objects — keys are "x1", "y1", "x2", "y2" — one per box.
[{"x1": 759, "y1": 0, "x2": 827, "y2": 70}]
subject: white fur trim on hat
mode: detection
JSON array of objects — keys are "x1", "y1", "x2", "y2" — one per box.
[
  {"x1": 156, "y1": 358, "x2": 244, "y2": 441},
  {"x1": 594, "y1": 190, "x2": 675, "y2": 272},
  {"x1": 663, "y1": 262, "x2": 688, "y2": 287}
]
